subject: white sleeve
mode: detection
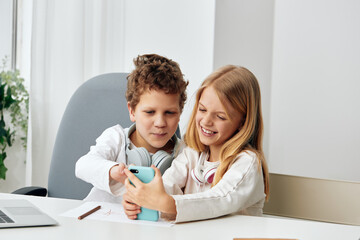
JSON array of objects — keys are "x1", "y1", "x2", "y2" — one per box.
[
  {"x1": 162, "y1": 148, "x2": 193, "y2": 195},
  {"x1": 171, "y1": 151, "x2": 266, "y2": 223},
  {"x1": 75, "y1": 125, "x2": 127, "y2": 195}
]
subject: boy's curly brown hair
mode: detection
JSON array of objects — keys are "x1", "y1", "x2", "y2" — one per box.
[{"x1": 126, "y1": 54, "x2": 188, "y2": 111}]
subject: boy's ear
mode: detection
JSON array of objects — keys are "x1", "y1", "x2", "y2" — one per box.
[{"x1": 127, "y1": 102, "x2": 136, "y2": 122}]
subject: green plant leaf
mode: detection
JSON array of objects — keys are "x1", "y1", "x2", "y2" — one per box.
[
  {"x1": 0, "y1": 152, "x2": 6, "y2": 160},
  {"x1": 0, "y1": 127, "x2": 6, "y2": 145},
  {"x1": 4, "y1": 87, "x2": 16, "y2": 108},
  {"x1": 0, "y1": 152, "x2": 7, "y2": 180},
  {"x1": 0, "y1": 117, "x2": 5, "y2": 128},
  {"x1": 0, "y1": 163, "x2": 7, "y2": 180},
  {"x1": 0, "y1": 83, "x2": 5, "y2": 103},
  {"x1": 6, "y1": 129, "x2": 14, "y2": 146}
]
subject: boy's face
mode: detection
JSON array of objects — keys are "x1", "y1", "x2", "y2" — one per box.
[{"x1": 128, "y1": 89, "x2": 180, "y2": 154}]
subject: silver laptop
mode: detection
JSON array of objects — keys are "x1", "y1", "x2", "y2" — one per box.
[{"x1": 0, "y1": 199, "x2": 58, "y2": 228}]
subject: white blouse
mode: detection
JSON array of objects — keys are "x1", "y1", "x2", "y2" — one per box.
[{"x1": 162, "y1": 147, "x2": 266, "y2": 223}]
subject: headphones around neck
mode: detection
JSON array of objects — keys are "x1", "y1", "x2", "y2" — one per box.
[
  {"x1": 125, "y1": 124, "x2": 177, "y2": 175},
  {"x1": 191, "y1": 152, "x2": 218, "y2": 184}
]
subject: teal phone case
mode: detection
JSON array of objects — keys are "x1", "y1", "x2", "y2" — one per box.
[{"x1": 128, "y1": 166, "x2": 159, "y2": 222}]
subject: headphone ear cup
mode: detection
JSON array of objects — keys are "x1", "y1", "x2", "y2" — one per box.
[
  {"x1": 191, "y1": 166, "x2": 205, "y2": 184},
  {"x1": 137, "y1": 147, "x2": 152, "y2": 166},
  {"x1": 203, "y1": 167, "x2": 217, "y2": 184},
  {"x1": 126, "y1": 147, "x2": 151, "y2": 166},
  {"x1": 152, "y1": 150, "x2": 172, "y2": 175}
]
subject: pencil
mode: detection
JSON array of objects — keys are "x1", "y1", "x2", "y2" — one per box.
[{"x1": 78, "y1": 205, "x2": 101, "y2": 220}]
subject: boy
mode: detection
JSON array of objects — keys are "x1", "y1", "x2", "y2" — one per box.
[{"x1": 75, "y1": 54, "x2": 188, "y2": 203}]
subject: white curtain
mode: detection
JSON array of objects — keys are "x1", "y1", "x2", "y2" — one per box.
[{"x1": 29, "y1": 0, "x2": 125, "y2": 187}]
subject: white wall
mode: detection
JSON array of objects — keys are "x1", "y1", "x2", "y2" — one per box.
[
  {"x1": 269, "y1": 0, "x2": 360, "y2": 182},
  {"x1": 212, "y1": 0, "x2": 360, "y2": 182},
  {"x1": 122, "y1": 0, "x2": 216, "y2": 134}
]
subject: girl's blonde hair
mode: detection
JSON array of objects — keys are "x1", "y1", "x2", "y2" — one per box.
[{"x1": 184, "y1": 65, "x2": 269, "y2": 200}]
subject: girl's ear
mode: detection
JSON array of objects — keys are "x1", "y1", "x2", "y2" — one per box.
[{"x1": 127, "y1": 102, "x2": 136, "y2": 122}]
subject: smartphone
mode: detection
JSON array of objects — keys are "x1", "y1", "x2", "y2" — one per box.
[{"x1": 128, "y1": 166, "x2": 159, "y2": 222}]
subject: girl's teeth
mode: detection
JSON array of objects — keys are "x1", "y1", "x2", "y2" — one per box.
[{"x1": 202, "y1": 127, "x2": 213, "y2": 134}]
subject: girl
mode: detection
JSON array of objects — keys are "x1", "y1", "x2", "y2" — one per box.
[{"x1": 123, "y1": 65, "x2": 269, "y2": 223}]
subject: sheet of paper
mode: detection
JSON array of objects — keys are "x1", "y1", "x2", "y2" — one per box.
[{"x1": 60, "y1": 201, "x2": 173, "y2": 227}]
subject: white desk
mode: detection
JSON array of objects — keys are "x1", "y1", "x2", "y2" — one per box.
[{"x1": 1, "y1": 193, "x2": 359, "y2": 240}]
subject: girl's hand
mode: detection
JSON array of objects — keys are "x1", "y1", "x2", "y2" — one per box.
[
  {"x1": 109, "y1": 163, "x2": 127, "y2": 184},
  {"x1": 124, "y1": 165, "x2": 177, "y2": 214},
  {"x1": 122, "y1": 192, "x2": 141, "y2": 220}
]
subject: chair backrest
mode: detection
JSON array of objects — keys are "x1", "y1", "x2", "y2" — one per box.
[{"x1": 48, "y1": 73, "x2": 132, "y2": 199}]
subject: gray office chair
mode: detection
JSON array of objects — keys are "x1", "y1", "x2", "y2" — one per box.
[{"x1": 14, "y1": 73, "x2": 132, "y2": 199}]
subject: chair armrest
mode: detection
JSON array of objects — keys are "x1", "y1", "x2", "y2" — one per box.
[{"x1": 12, "y1": 186, "x2": 48, "y2": 197}]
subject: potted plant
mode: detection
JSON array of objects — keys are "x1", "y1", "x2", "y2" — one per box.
[{"x1": 0, "y1": 56, "x2": 29, "y2": 180}]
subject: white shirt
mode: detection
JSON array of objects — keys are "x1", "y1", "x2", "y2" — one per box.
[
  {"x1": 75, "y1": 124, "x2": 183, "y2": 203},
  {"x1": 162, "y1": 147, "x2": 266, "y2": 223}
]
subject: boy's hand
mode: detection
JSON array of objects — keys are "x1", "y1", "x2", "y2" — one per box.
[
  {"x1": 122, "y1": 193, "x2": 141, "y2": 220},
  {"x1": 109, "y1": 163, "x2": 127, "y2": 184}
]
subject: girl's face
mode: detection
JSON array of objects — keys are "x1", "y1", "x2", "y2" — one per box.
[
  {"x1": 128, "y1": 89, "x2": 180, "y2": 153},
  {"x1": 196, "y1": 86, "x2": 242, "y2": 152}
]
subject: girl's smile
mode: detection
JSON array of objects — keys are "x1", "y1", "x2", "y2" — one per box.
[{"x1": 200, "y1": 126, "x2": 217, "y2": 136}]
